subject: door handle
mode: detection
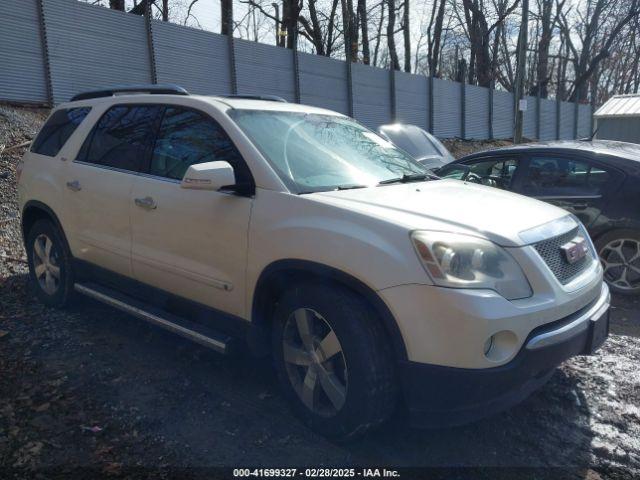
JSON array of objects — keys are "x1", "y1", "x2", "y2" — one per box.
[
  {"x1": 134, "y1": 196, "x2": 157, "y2": 210},
  {"x1": 66, "y1": 180, "x2": 81, "y2": 192}
]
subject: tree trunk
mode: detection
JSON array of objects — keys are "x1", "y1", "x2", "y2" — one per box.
[
  {"x1": 402, "y1": 0, "x2": 411, "y2": 72},
  {"x1": 428, "y1": 0, "x2": 446, "y2": 76},
  {"x1": 387, "y1": 0, "x2": 400, "y2": 70},
  {"x1": 358, "y1": 0, "x2": 370, "y2": 64},
  {"x1": 221, "y1": 0, "x2": 232, "y2": 35},
  {"x1": 161, "y1": 0, "x2": 168, "y2": 21},
  {"x1": 534, "y1": 0, "x2": 553, "y2": 97},
  {"x1": 372, "y1": 1, "x2": 385, "y2": 66},
  {"x1": 109, "y1": 0, "x2": 125, "y2": 10}
]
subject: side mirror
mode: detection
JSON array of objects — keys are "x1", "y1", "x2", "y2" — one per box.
[{"x1": 181, "y1": 161, "x2": 236, "y2": 191}]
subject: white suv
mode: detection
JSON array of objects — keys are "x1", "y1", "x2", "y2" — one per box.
[{"x1": 18, "y1": 85, "x2": 610, "y2": 440}]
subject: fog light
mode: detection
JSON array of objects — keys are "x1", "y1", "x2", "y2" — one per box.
[{"x1": 484, "y1": 330, "x2": 518, "y2": 362}]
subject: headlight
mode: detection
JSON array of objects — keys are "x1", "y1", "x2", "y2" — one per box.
[{"x1": 411, "y1": 231, "x2": 532, "y2": 300}]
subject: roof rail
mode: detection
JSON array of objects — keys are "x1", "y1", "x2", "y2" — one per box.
[
  {"x1": 70, "y1": 84, "x2": 189, "y2": 102},
  {"x1": 221, "y1": 94, "x2": 287, "y2": 103}
]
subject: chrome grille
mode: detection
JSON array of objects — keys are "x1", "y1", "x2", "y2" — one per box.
[{"x1": 534, "y1": 227, "x2": 592, "y2": 284}]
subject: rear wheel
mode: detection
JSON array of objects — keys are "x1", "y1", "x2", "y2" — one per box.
[
  {"x1": 596, "y1": 229, "x2": 640, "y2": 295},
  {"x1": 26, "y1": 219, "x2": 74, "y2": 307},
  {"x1": 272, "y1": 283, "x2": 397, "y2": 441}
]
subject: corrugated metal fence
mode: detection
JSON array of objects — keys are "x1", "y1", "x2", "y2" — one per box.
[{"x1": 0, "y1": 0, "x2": 593, "y2": 140}]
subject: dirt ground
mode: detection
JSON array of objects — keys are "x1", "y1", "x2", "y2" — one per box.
[{"x1": 1, "y1": 105, "x2": 639, "y2": 478}]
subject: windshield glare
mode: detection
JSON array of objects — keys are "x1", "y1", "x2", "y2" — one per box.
[{"x1": 229, "y1": 110, "x2": 427, "y2": 193}]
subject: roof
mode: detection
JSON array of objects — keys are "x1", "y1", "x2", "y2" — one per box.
[
  {"x1": 594, "y1": 94, "x2": 640, "y2": 118},
  {"x1": 461, "y1": 140, "x2": 640, "y2": 163},
  {"x1": 59, "y1": 92, "x2": 345, "y2": 117}
]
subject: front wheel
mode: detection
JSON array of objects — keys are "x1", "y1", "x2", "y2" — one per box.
[
  {"x1": 272, "y1": 283, "x2": 397, "y2": 441},
  {"x1": 26, "y1": 219, "x2": 74, "y2": 307},
  {"x1": 596, "y1": 229, "x2": 640, "y2": 295}
]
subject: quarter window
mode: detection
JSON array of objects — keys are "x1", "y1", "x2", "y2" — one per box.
[
  {"x1": 78, "y1": 105, "x2": 161, "y2": 172},
  {"x1": 150, "y1": 107, "x2": 248, "y2": 182},
  {"x1": 522, "y1": 156, "x2": 611, "y2": 196},
  {"x1": 31, "y1": 107, "x2": 91, "y2": 157}
]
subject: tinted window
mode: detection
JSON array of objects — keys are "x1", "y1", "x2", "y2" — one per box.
[
  {"x1": 466, "y1": 158, "x2": 518, "y2": 190},
  {"x1": 79, "y1": 105, "x2": 161, "y2": 172},
  {"x1": 522, "y1": 156, "x2": 611, "y2": 196},
  {"x1": 31, "y1": 108, "x2": 91, "y2": 157},
  {"x1": 150, "y1": 107, "x2": 250, "y2": 182},
  {"x1": 438, "y1": 157, "x2": 518, "y2": 190},
  {"x1": 437, "y1": 164, "x2": 468, "y2": 180}
]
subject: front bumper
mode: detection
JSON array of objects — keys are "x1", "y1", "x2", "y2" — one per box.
[{"x1": 398, "y1": 282, "x2": 610, "y2": 427}]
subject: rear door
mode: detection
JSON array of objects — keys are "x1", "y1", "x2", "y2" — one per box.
[
  {"x1": 64, "y1": 104, "x2": 162, "y2": 277},
  {"x1": 129, "y1": 105, "x2": 254, "y2": 318},
  {"x1": 516, "y1": 153, "x2": 623, "y2": 227}
]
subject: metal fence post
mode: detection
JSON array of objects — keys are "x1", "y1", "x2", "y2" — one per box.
[
  {"x1": 573, "y1": 100, "x2": 579, "y2": 139},
  {"x1": 345, "y1": 60, "x2": 354, "y2": 117},
  {"x1": 292, "y1": 23, "x2": 301, "y2": 103},
  {"x1": 226, "y1": 2, "x2": 237, "y2": 95},
  {"x1": 36, "y1": 0, "x2": 53, "y2": 106},
  {"x1": 390, "y1": 69, "x2": 397, "y2": 122},
  {"x1": 556, "y1": 96, "x2": 561, "y2": 140},
  {"x1": 145, "y1": 0, "x2": 158, "y2": 84},
  {"x1": 460, "y1": 66, "x2": 466, "y2": 140},
  {"x1": 536, "y1": 88, "x2": 541, "y2": 140},
  {"x1": 488, "y1": 80, "x2": 494, "y2": 140},
  {"x1": 428, "y1": 75, "x2": 434, "y2": 134}
]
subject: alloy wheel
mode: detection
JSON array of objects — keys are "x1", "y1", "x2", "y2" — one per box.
[
  {"x1": 33, "y1": 234, "x2": 61, "y2": 295},
  {"x1": 282, "y1": 308, "x2": 348, "y2": 417},
  {"x1": 600, "y1": 238, "x2": 640, "y2": 291}
]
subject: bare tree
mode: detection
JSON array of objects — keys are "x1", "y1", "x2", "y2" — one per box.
[
  {"x1": 386, "y1": 0, "x2": 400, "y2": 69},
  {"x1": 402, "y1": 0, "x2": 410, "y2": 72}
]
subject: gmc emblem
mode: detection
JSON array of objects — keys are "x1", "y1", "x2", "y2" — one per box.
[{"x1": 560, "y1": 237, "x2": 589, "y2": 264}]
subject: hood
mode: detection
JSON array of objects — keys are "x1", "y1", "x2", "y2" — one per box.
[{"x1": 310, "y1": 179, "x2": 569, "y2": 247}]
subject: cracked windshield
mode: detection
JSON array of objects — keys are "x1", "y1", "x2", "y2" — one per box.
[{"x1": 230, "y1": 110, "x2": 427, "y2": 193}]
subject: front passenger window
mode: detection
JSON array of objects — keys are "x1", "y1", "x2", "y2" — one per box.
[
  {"x1": 150, "y1": 107, "x2": 249, "y2": 183},
  {"x1": 466, "y1": 158, "x2": 518, "y2": 190}
]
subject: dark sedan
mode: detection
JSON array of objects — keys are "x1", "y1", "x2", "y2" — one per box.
[{"x1": 436, "y1": 140, "x2": 640, "y2": 295}]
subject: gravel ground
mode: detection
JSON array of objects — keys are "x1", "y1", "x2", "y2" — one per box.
[{"x1": 1, "y1": 105, "x2": 639, "y2": 478}]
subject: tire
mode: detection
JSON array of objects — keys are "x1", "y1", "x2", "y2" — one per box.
[
  {"x1": 26, "y1": 219, "x2": 74, "y2": 307},
  {"x1": 271, "y1": 282, "x2": 397, "y2": 441},
  {"x1": 595, "y1": 229, "x2": 640, "y2": 295}
]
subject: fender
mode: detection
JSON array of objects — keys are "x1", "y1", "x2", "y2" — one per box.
[{"x1": 251, "y1": 259, "x2": 408, "y2": 362}]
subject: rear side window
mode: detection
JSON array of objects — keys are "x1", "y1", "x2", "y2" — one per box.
[
  {"x1": 78, "y1": 105, "x2": 161, "y2": 173},
  {"x1": 522, "y1": 156, "x2": 611, "y2": 196},
  {"x1": 150, "y1": 107, "x2": 250, "y2": 183},
  {"x1": 31, "y1": 107, "x2": 91, "y2": 157}
]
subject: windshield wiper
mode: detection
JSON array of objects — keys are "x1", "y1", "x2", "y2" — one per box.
[
  {"x1": 378, "y1": 173, "x2": 431, "y2": 185},
  {"x1": 335, "y1": 184, "x2": 368, "y2": 191}
]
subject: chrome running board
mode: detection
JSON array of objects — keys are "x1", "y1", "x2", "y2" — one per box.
[{"x1": 74, "y1": 283, "x2": 230, "y2": 354}]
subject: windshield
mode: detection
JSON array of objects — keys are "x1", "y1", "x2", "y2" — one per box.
[{"x1": 229, "y1": 110, "x2": 427, "y2": 193}]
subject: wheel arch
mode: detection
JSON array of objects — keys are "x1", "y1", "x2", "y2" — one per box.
[
  {"x1": 21, "y1": 201, "x2": 70, "y2": 253},
  {"x1": 249, "y1": 259, "x2": 408, "y2": 362}
]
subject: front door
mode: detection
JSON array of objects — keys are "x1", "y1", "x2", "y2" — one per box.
[
  {"x1": 438, "y1": 155, "x2": 524, "y2": 192},
  {"x1": 130, "y1": 106, "x2": 254, "y2": 318},
  {"x1": 65, "y1": 104, "x2": 162, "y2": 277}
]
